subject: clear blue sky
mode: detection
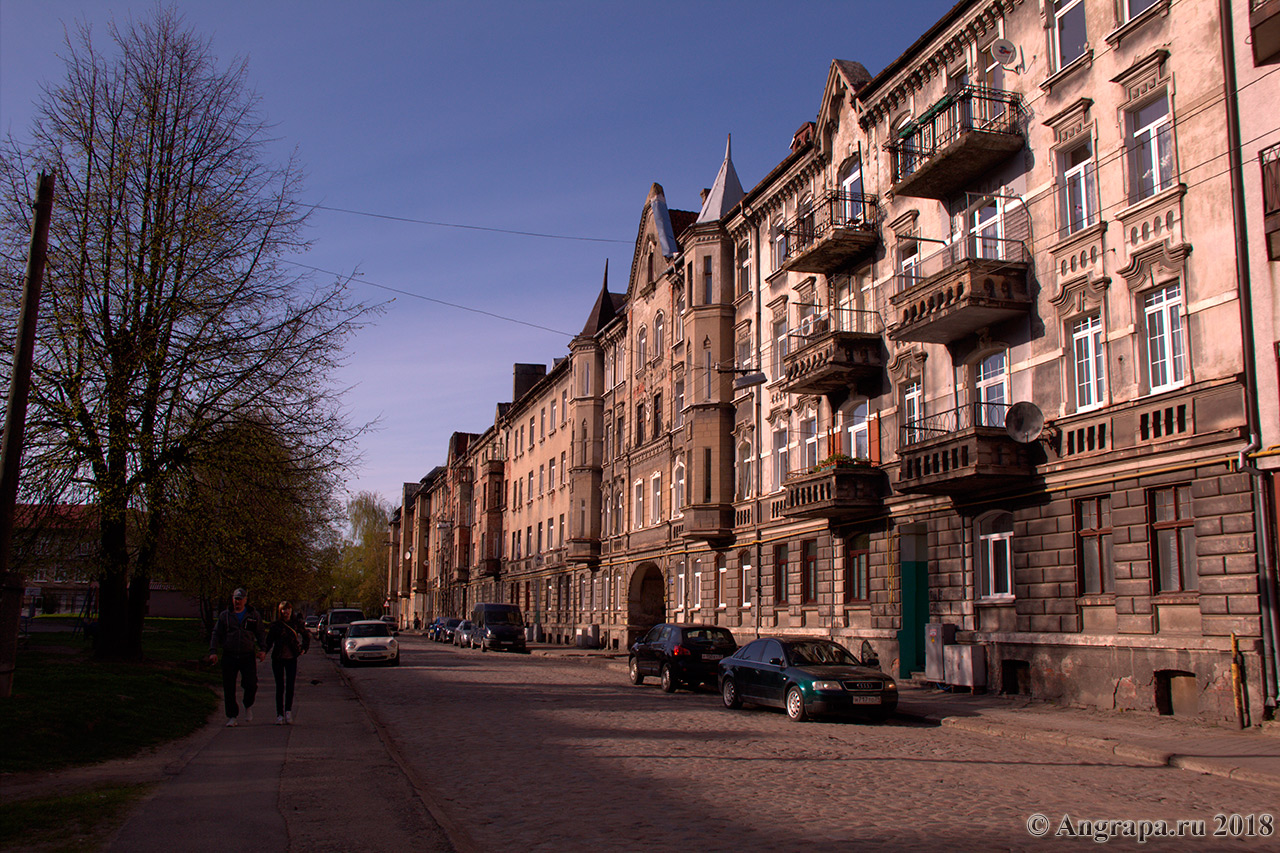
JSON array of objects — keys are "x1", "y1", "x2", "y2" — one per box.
[{"x1": 1, "y1": 0, "x2": 958, "y2": 509}]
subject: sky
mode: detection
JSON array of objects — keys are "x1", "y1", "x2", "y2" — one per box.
[{"x1": 0, "y1": 0, "x2": 959, "y2": 510}]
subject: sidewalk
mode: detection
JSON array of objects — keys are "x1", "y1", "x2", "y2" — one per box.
[{"x1": 527, "y1": 640, "x2": 1280, "y2": 790}]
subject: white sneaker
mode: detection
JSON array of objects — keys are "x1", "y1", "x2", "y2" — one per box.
[
  {"x1": 244, "y1": 707, "x2": 253, "y2": 723},
  {"x1": 276, "y1": 715, "x2": 284, "y2": 725},
  {"x1": 284, "y1": 711, "x2": 293, "y2": 724},
  {"x1": 226, "y1": 717, "x2": 238, "y2": 727}
]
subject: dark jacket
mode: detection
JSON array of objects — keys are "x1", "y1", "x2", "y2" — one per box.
[
  {"x1": 265, "y1": 615, "x2": 311, "y2": 660},
  {"x1": 210, "y1": 605, "x2": 266, "y2": 657}
]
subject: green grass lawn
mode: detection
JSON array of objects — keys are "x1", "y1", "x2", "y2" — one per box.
[
  {"x1": 0, "y1": 783, "x2": 153, "y2": 853},
  {"x1": 1, "y1": 618, "x2": 219, "y2": 774}
]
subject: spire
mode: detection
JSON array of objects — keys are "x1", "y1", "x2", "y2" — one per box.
[
  {"x1": 696, "y1": 134, "x2": 745, "y2": 224},
  {"x1": 580, "y1": 260, "x2": 617, "y2": 336}
]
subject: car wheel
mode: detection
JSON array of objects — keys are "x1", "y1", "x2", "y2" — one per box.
[
  {"x1": 721, "y1": 677, "x2": 741, "y2": 709},
  {"x1": 389, "y1": 654, "x2": 400, "y2": 667},
  {"x1": 628, "y1": 657, "x2": 644, "y2": 685},
  {"x1": 786, "y1": 686, "x2": 809, "y2": 722},
  {"x1": 660, "y1": 665, "x2": 677, "y2": 693},
  {"x1": 339, "y1": 651, "x2": 351, "y2": 668}
]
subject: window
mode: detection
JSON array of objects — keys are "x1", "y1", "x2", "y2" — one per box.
[
  {"x1": 652, "y1": 393, "x2": 662, "y2": 437},
  {"x1": 616, "y1": 491, "x2": 624, "y2": 536},
  {"x1": 801, "y1": 540, "x2": 818, "y2": 604},
  {"x1": 969, "y1": 199, "x2": 1002, "y2": 260},
  {"x1": 674, "y1": 380, "x2": 685, "y2": 428},
  {"x1": 1150, "y1": 485, "x2": 1196, "y2": 593},
  {"x1": 561, "y1": 391, "x2": 568, "y2": 425},
  {"x1": 1077, "y1": 496, "x2": 1114, "y2": 595},
  {"x1": 1129, "y1": 95, "x2": 1174, "y2": 201},
  {"x1": 536, "y1": 521, "x2": 543, "y2": 554},
  {"x1": 634, "y1": 480, "x2": 644, "y2": 529},
  {"x1": 898, "y1": 236, "x2": 920, "y2": 293},
  {"x1": 740, "y1": 552, "x2": 752, "y2": 608},
  {"x1": 976, "y1": 351, "x2": 1008, "y2": 427},
  {"x1": 540, "y1": 408, "x2": 546, "y2": 440},
  {"x1": 581, "y1": 361, "x2": 591, "y2": 396},
  {"x1": 1125, "y1": 0, "x2": 1159, "y2": 22},
  {"x1": 736, "y1": 338, "x2": 752, "y2": 376},
  {"x1": 616, "y1": 414, "x2": 625, "y2": 453},
  {"x1": 692, "y1": 561, "x2": 702, "y2": 611},
  {"x1": 603, "y1": 421, "x2": 613, "y2": 460},
  {"x1": 736, "y1": 439, "x2": 752, "y2": 500},
  {"x1": 772, "y1": 427, "x2": 790, "y2": 490},
  {"x1": 559, "y1": 513, "x2": 565, "y2": 547},
  {"x1": 549, "y1": 400, "x2": 557, "y2": 432},
  {"x1": 800, "y1": 416, "x2": 819, "y2": 469},
  {"x1": 738, "y1": 242, "x2": 751, "y2": 297},
  {"x1": 774, "y1": 543, "x2": 789, "y2": 604},
  {"x1": 560, "y1": 452, "x2": 566, "y2": 486},
  {"x1": 650, "y1": 474, "x2": 661, "y2": 525},
  {"x1": 978, "y1": 511, "x2": 1014, "y2": 598},
  {"x1": 653, "y1": 313, "x2": 665, "y2": 355},
  {"x1": 602, "y1": 489, "x2": 611, "y2": 536},
  {"x1": 635, "y1": 403, "x2": 646, "y2": 445},
  {"x1": 840, "y1": 159, "x2": 865, "y2": 223},
  {"x1": 1051, "y1": 0, "x2": 1088, "y2": 71},
  {"x1": 675, "y1": 291, "x2": 686, "y2": 341},
  {"x1": 538, "y1": 465, "x2": 545, "y2": 495},
  {"x1": 704, "y1": 347, "x2": 714, "y2": 401},
  {"x1": 772, "y1": 318, "x2": 789, "y2": 377},
  {"x1": 672, "y1": 460, "x2": 685, "y2": 516},
  {"x1": 1060, "y1": 140, "x2": 1097, "y2": 235},
  {"x1": 843, "y1": 399, "x2": 870, "y2": 460},
  {"x1": 770, "y1": 218, "x2": 786, "y2": 272},
  {"x1": 1072, "y1": 314, "x2": 1106, "y2": 411},
  {"x1": 903, "y1": 380, "x2": 924, "y2": 446},
  {"x1": 636, "y1": 327, "x2": 647, "y2": 371},
  {"x1": 548, "y1": 457, "x2": 556, "y2": 491},
  {"x1": 1144, "y1": 283, "x2": 1186, "y2": 393},
  {"x1": 844, "y1": 533, "x2": 870, "y2": 603},
  {"x1": 702, "y1": 256, "x2": 714, "y2": 304},
  {"x1": 716, "y1": 553, "x2": 727, "y2": 608},
  {"x1": 677, "y1": 564, "x2": 686, "y2": 612},
  {"x1": 526, "y1": 472, "x2": 533, "y2": 504}
]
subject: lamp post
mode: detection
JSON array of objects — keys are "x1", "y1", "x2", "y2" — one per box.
[{"x1": 720, "y1": 364, "x2": 767, "y2": 639}]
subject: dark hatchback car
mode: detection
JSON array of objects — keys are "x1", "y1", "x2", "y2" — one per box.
[
  {"x1": 320, "y1": 608, "x2": 365, "y2": 653},
  {"x1": 436, "y1": 617, "x2": 463, "y2": 643},
  {"x1": 629, "y1": 623, "x2": 738, "y2": 693},
  {"x1": 718, "y1": 637, "x2": 897, "y2": 722}
]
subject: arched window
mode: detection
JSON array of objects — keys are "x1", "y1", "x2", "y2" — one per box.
[
  {"x1": 653, "y1": 312, "x2": 665, "y2": 354},
  {"x1": 672, "y1": 459, "x2": 686, "y2": 517},
  {"x1": 737, "y1": 438, "x2": 753, "y2": 499},
  {"x1": 637, "y1": 327, "x2": 648, "y2": 371}
]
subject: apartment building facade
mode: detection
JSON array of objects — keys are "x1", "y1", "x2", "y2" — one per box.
[{"x1": 391, "y1": 0, "x2": 1278, "y2": 722}]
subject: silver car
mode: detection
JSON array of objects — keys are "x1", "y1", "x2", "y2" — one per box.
[
  {"x1": 340, "y1": 620, "x2": 400, "y2": 667},
  {"x1": 453, "y1": 620, "x2": 478, "y2": 648}
]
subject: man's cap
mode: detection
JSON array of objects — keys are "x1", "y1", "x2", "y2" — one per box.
[{"x1": 232, "y1": 588, "x2": 247, "y2": 599}]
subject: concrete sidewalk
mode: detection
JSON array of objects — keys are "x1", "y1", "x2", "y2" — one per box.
[
  {"x1": 527, "y1": 640, "x2": 1280, "y2": 790},
  {"x1": 96, "y1": 650, "x2": 451, "y2": 853}
]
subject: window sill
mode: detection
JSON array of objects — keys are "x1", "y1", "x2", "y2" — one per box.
[
  {"x1": 1077, "y1": 593, "x2": 1116, "y2": 606},
  {"x1": 1041, "y1": 49, "x2": 1094, "y2": 94},
  {"x1": 1152, "y1": 591, "x2": 1198, "y2": 604},
  {"x1": 1115, "y1": 183, "x2": 1185, "y2": 225},
  {"x1": 978, "y1": 595, "x2": 1016, "y2": 605},
  {"x1": 1104, "y1": 0, "x2": 1170, "y2": 48}
]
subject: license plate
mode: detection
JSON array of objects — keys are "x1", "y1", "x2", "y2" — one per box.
[
  {"x1": 702, "y1": 653, "x2": 723, "y2": 661},
  {"x1": 848, "y1": 694, "x2": 883, "y2": 705}
]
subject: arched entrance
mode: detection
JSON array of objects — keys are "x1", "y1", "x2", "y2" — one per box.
[{"x1": 626, "y1": 562, "x2": 665, "y2": 647}]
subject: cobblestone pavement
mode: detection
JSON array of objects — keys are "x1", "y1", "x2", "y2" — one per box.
[{"x1": 342, "y1": 636, "x2": 1278, "y2": 853}]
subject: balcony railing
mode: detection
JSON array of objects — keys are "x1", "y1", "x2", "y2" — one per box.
[
  {"x1": 781, "y1": 461, "x2": 886, "y2": 522},
  {"x1": 889, "y1": 236, "x2": 1032, "y2": 344},
  {"x1": 886, "y1": 86, "x2": 1024, "y2": 200},
  {"x1": 782, "y1": 191, "x2": 880, "y2": 274},
  {"x1": 781, "y1": 307, "x2": 884, "y2": 396},
  {"x1": 897, "y1": 402, "x2": 1035, "y2": 495}
]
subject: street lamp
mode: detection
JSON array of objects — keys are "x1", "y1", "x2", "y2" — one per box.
[{"x1": 720, "y1": 365, "x2": 768, "y2": 639}]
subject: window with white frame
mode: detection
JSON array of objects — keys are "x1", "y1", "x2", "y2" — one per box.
[
  {"x1": 1060, "y1": 140, "x2": 1097, "y2": 236},
  {"x1": 740, "y1": 553, "x2": 752, "y2": 608},
  {"x1": 560, "y1": 452, "x2": 566, "y2": 486},
  {"x1": 738, "y1": 242, "x2": 751, "y2": 298},
  {"x1": 653, "y1": 312, "x2": 665, "y2": 355},
  {"x1": 634, "y1": 480, "x2": 644, "y2": 529},
  {"x1": 692, "y1": 561, "x2": 702, "y2": 610},
  {"x1": 1051, "y1": 0, "x2": 1088, "y2": 71},
  {"x1": 737, "y1": 438, "x2": 752, "y2": 500},
  {"x1": 841, "y1": 158, "x2": 864, "y2": 223},
  {"x1": 1129, "y1": 94, "x2": 1174, "y2": 202},
  {"x1": 976, "y1": 351, "x2": 1008, "y2": 428},
  {"x1": 977, "y1": 511, "x2": 1014, "y2": 598},
  {"x1": 716, "y1": 554, "x2": 727, "y2": 608},
  {"x1": 616, "y1": 490, "x2": 624, "y2": 536},
  {"x1": 968, "y1": 199, "x2": 1002, "y2": 260},
  {"x1": 903, "y1": 380, "x2": 924, "y2": 446},
  {"x1": 549, "y1": 399, "x2": 557, "y2": 432},
  {"x1": 650, "y1": 473, "x2": 661, "y2": 525},
  {"x1": 548, "y1": 457, "x2": 556, "y2": 491},
  {"x1": 772, "y1": 426, "x2": 789, "y2": 490},
  {"x1": 538, "y1": 465, "x2": 545, "y2": 495},
  {"x1": 898, "y1": 236, "x2": 920, "y2": 292},
  {"x1": 772, "y1": 318, "x2": 789, "y2": 377},
  {"x1": 675, "y1": 291, "x2": 685, "y2": 341},
  {"x1": 843, "y1": 399, "x2": 870, "y2": 460},
  {"x1": 674, "y1": 379, "x2": 685, "y2": 428},
  {"x1": 677, "y1": 563, "x2": 686, "y2": 611},
  {"x1": 800, "y1": 416, "x2": 819, "y2": 469},
  {"x1": 636, "y1": 327, "x2": 647, "y2": 371},
  {"x1": 1144, "y1": 282, "x2": 1186, "y2": 393},
  {"x1": 672, "y1": 459, "x2": 685, "y2": 517},
  {"x1": 1072, "y1": 314, "x2": 1106, "y2": 411},
  {"x1": 1125, "y1": 0, "x2": 1160, "y2": 22},
  {"x1": 770, "y1": 218, "x2": 786, "y2": 272}
]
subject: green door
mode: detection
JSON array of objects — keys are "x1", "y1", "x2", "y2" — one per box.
[{"x1": 896, "y1": 525, "x2": 929, "y2": 679}]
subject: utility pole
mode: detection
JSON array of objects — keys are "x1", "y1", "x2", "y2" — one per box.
[{"x1": 0, "y1": 171, "x2": 56, "y2": 699}]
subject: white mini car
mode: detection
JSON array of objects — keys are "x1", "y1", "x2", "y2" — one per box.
[{"x1": 340, "y1": 620, "x2": 400, "y2": 667}]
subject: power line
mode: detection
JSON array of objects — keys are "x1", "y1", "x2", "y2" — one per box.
[{"x1": 308, "y1": 203, "x2": 630, "y2": 245}]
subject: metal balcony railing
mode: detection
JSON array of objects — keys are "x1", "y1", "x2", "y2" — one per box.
[
  {"x1": 901, "y1": 401, "x2": 1013, "y2": 447},
  {"x1": 887, "y1": 86, "x2": 1022, "y2": 185},
  {"x1": 783, "y1": 191, "x2": 878, "y2": 258},
  {"x1": 895, "y1": 235, "x2": 1029, "y2": 296},
  {"x1": 789, "y1": 306, "x2": 883, "y2": 342}
]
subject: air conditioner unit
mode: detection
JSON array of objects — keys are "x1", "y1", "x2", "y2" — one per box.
[
  {"x1": 944, "y1": 644, "x2": 987, "y2": 689},
  {"x1": 925, "y1": 622, "x2": 956, "y2": 681}
]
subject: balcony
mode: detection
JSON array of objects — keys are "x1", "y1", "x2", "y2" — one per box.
[
  {"x1": 781, "y1": 459, "x2": 887, "y2": 522},
  {"x1": 681, "y1": 504, "x2": 735, "y2": 544},
  {"x1": 888, "y1": 237, "x2": 1032, "y2": 345},
  {"x1": 781, "y1": 191, "x2": 879, "y2": 274},
  {"x1": 567, "y1": 537, "x2": 600, "y2": 565},
  {"x1": 451, "y1": 566, "x2": 469, "y2": 583},
  {"x1": 1253, "y1": 0, "x2": 1280, "y2": 65},
  {"x1": 896, "y1": 403, "x2": 1035, "y2": 496},
  {"x1": 886, "y1": 87, "x2": 1024, "y2": 200},
  {"x1": 477, "y1": 557, "x2": 501, "y2": 577},
  {"x1": 781, "y1": 308, "x2": 884, "y2": 396}
]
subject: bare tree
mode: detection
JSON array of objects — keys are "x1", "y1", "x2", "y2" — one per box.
[{"x1": 0, "y1": 8, "x2": 375, "y2": 658}]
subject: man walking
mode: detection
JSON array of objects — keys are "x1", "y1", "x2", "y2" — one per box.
[{"x1": 206, "y1": 588, "x2": 267, "y2": 726}]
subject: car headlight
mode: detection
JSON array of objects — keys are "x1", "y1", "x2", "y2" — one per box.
[
  {"x1": 812, "y1": 680, "x2": 844, "y2": 692},
  {"x1": 883, "y1": 679, "x2": 897, "y2": 691},
  {"x1": 345, "y1": 639, "x2": 357, "y2": 650},
  {"x1": 388, "y1": 639, "x2": 397, "y2": 648}
]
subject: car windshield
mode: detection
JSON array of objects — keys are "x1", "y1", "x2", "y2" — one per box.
[
  {"x1": 349, "y1": 623, "x2": 391, "y2": 638},
  {"x1": 786, "y1": 640, "x2": 859, "y2": 667},
  {"x1": 330, "y1": 611, "x2": 363, "y2": 625},
  {"x1": 484, "y1": 610, "x2": 523, "y2": 627},
  {"x1": 445, "y1": 619, "x2": 462, "y2": 627},
  {"x1": 684, "y1": 628, "x2": 734, "y2": 645}
]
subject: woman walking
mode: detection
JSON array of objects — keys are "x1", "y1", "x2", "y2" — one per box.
[{"x1": 265, "y1": 601, "x2": 310, "y2": 724}]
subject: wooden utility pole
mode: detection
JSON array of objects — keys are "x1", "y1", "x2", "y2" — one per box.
[{"x1": 0, "y1": 171, "x2": 56, "y2": 699}]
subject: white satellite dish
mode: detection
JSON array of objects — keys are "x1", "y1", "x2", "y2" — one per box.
[
  {"x1": 1004, "y1": 401, "x2": 1045, "y2": 444},
  {"x1": 991, "y1": 38, "x2": 1018, "y2": 67}
]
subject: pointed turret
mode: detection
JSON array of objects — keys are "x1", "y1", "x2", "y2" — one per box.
[
  {"x1": 580, "y1": 260, "x2": 620, "y2": 336},
  {"x1": 696, "y1": 135, "x2": 745, "y2": 224}
]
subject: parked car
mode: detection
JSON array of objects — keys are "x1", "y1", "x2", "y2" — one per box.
[
  {"x1": 425, "y1": 617, "x2": 445, "y2": 640},
  {"x1": 304, "y1": 615, "x2": 320, "y2": 634},
  {"x1": 436, "y1": 617, "x2": 463, "y2": 643},
  {"x1": 453, "y1": 620, "x2": 477, "y2": 647},
  {"x1": 718, "y1": 637, "x2": 896, "y2": 722},
  {"x1": 340, "y1": 620, "x2": 399, "y2": 667},
  {"x1": 470, "y1": 602, "x2": 527, "y2": 652},
  {"x1": 320, "y1": 608, "x2": 365, "y2": 653},
  {"x1": 629, "y1": 623, "x2": 738, "y2": 692},
  {"x1": 380, "y1": 615, "x2": 397, "y2": 627}
]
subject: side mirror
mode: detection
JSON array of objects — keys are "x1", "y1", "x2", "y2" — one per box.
[
  {"x1": 860, "y1": 640, "x2": 880, "y2": 669},
  {"x1": 769, "y1": 657, "x2": 785, "y2": 668}
]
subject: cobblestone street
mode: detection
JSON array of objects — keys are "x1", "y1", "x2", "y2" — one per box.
[{"x1": 342, "y1": 637, "x2": 1278, "y2": 852}]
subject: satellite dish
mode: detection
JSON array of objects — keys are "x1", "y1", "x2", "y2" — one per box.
[
  {"x1": 1004, "y1": 401, "x2": 1044, "y2": 444},
  {"x1": 991, "y1": 38, "x2": 1018, "y2": 67}
]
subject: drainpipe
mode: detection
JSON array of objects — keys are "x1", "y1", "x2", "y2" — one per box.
[{"x1": 1221, "y1": 0, "x2": 1279, "y2": 714}]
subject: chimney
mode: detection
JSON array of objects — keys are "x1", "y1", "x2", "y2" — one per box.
[{"x1": 512, "y1": 363, "x2": 546, "y2": 401}]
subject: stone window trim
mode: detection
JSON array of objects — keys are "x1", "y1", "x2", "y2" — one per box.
[{"x1": 1040, "y1": 49, "x2": 1093, "y2": 95}]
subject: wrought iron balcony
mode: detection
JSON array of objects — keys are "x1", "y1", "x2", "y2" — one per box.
[
  {"x1": 781, "y1": 458, "x2": 887, "y2": 521},
  {"x1": 1253, "y1": 0, "x2": 1280, "y2": 65},
  {"x1": 782, "y1": 191, "x2": 880, "y2": 274},
  {"x1": 897, "y1": 402, "x2": 1035, "y2": 495},
  {"x1": 886, "y1": 86, "x2": 1024, "y2": 200},
  {"x1": 781, "y1": 308, "x2": 884, "y2": 396},
  {"x1": 888, "y1": 236, "x2": 1031, "y2": 344}
]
